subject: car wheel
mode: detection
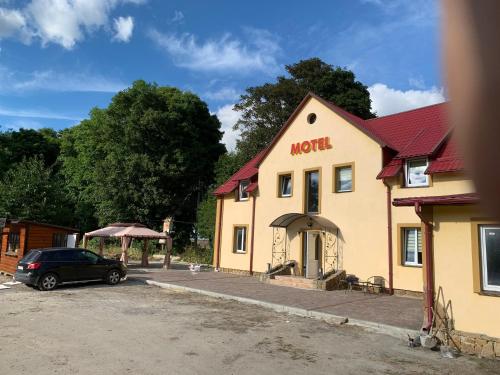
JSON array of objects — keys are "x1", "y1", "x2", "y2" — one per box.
[
  {"x1": 39, "y1": 273, "x2": 58, "y2": 291},
  {"x1": 106, "y1": 269, "x2": 121, "y2": 285}
]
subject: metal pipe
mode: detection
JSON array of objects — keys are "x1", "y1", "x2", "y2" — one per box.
[
  {"x1": 215, "y1": 198, "x2": 224, "y2": 270},
  {"x1": 249, "y1": 194, "x2": 257, "y2": 275},
  {"x1": 414, "y1": 201, "x2": 434, "y2": 330},
  {"x1": 384, "y1": 180, "x2": 394, "y2": 294}
]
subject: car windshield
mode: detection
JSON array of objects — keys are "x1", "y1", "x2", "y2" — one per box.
[{"x1": 21, "y1": 250, "x2": 41, "y2": 263}]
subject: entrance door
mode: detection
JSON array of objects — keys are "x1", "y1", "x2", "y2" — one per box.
[{"x1": 302, "y1": 231, "x2": 322, "y2": 279}]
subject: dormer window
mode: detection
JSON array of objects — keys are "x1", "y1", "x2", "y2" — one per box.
[
  {"x1": 238, "y1": 180, "x2": 250, "y2": 201},
  {"x1": 405, "y1": 158, "x2": 429, "y2": 187}
]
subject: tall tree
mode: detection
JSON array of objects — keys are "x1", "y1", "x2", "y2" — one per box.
[
  {"x1": 0, "y1": 128, "x2": 60, "y2": 176},
  {"x1": 0, "y1": 157, "x2": 73, "y2": 224},
  {"x1": 60, "y1": 80, "x2": 225, "y2": 240},
  {"x1": 234, "y1": 58, "x2": 375, "y2": 160}
]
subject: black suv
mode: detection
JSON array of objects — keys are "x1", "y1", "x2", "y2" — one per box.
[{"x1": 15, "y1": 248, "x2": 127, "y2": 291}]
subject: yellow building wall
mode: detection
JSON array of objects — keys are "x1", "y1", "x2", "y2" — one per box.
[
  {"x1": 218, "y1": 193, "x2": 253, "y2": 271},
  {"x1": 433, "y1": 205, "x2": 500, "y2": 338},
  {"x1": 252, "y1": 97, "x2": 389, "y2": 280},
  {"x1": 388, "y1": 173, "x2": 475, "y2": 292}
]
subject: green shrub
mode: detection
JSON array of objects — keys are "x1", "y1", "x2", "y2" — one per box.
[{"x1": 179, "y1": 245, "x2": 212, "y2": 265}]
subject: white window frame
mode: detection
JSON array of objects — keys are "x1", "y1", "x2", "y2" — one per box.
[
  {"x1": 403, "y1": 227, "x2": 422, "y2": 266},
  {"x1": 234, "y1": 227, "x2": 247, "y2": 253},
  {"x1": 480, "y1": 225, "x2": 500, "y2": 292},
  {"x1": 280, "y1": 174, "x2": 292, "y2": 197},
  {"x1": 238, "y1": 180, "x2": 249, "y2": 201},
  {"x1": 405, "y1": 158, "x2": 429, "y2": 187}
]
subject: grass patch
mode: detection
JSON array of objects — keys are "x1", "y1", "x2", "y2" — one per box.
[{"x1": 178, "y1": 245, "x2": 212, "y2": 265}]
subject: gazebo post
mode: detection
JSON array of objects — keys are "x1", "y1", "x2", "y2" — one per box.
[
  {"x1": 99, "y1": 237, "x2": 104, "y2": 256},
  {"x1": 82, "y1": 235, "x2": 89, "y2": 249},
  {"x1": 141, "y1": 239, "x2": 149, "y2": 267},
  {"x1": 121, "y1": 237, "x2": 131, "y2": 266},
  {"x1": 163, "y1": 237, "x2": 172, "y2": 269}
]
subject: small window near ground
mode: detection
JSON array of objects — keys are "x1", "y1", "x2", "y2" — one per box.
[
  {"x1": 7, "y1": 232, "x2": 20, "y2": 255},
  {"x1": 405, "y1": 158, "x2": 429, "y2": 187},
  {"x1": 238, "y1": 180, "x2": 249, "y2": 201},
  {"x1": 279, "y1": 174, "x2": 292, "y2": 197},
  {"x1": 334, "y1": 165, "x2": 353, "y2": 193},
  {"x1": 403, "y1": 227, "x2": 422, "y2": 266},
  {"x1": 52, "y1": 233, "x2": 68, "y2": 247},
  {"x1": 234, "y1": 227, "x2": 247, "y2": 253},
  {"x1": 480, "y1": 225, "x2": 500, "y2": 292}
]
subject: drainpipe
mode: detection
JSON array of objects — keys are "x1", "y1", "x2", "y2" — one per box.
[
  {"x1": 249, "y1": 194, "x2": 257, "y2": 275},
  {"x1": 414, "y1": 201, "x2": 434, "y2": 330},
  {"x1": 215, "y1": 198, "x2": 224, "y2": 270},
  {"x1": 383, "y1": 180, "x2": 394, "y2": 295}
]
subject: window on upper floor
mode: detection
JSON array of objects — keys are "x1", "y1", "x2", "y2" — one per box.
[
  {"x1": 305, "y1": 169, "x2": 320, "y2": 214},
  {"x1": 278, "y1": 173, "x2": 292, "y2": 197},
  {"x1": 238, "y1": 180, "x2": 249, "y2": 201},
  {"x1": 405, "y1": 158, "x2": 429, "y2": 187},
  {"x1": 334, "y1": 163, "x2": 354, "y2": 193}
]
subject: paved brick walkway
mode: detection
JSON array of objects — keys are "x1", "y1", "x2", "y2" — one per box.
[{"x1": 128, "y1": 263, "x2": 423, "y2": 330}]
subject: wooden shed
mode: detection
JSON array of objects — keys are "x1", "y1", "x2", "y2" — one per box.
[{"x1": 0, "y1": 219, "x2": 79, "y2": 275}]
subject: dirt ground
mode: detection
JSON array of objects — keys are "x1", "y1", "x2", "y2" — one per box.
[{"x1": 0, "y1": 280, "x2": 498, "y2": 375}]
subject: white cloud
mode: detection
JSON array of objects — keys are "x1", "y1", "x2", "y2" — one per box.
[
  {"x1": 204, "y1": 87, "x2": 240, "y2": 102},
  {"x1": 0, "y1": 0, "x2": 145, "y2": 48},
  {"x1": 0, "y1": 65, "x2": 127, "y2": 93},
  {"x1": 0, "y1": 7, "x2": 30, "y2": 40},
  {"x1": 0, "y1": 118, "x2": 45, "y2": 131},
  {"x1": 215, "y1": 104, "x2": 241, "y2": 151},
  {"x1": 112, "y1": 16, "x2": 134, "y2": 42},
  {"x1": 148, "y1": 28, "x2": 280, "y2": 74},
  {"x1": 368, "y1": 83, "x2": 445, "y2": 116},
  {"x1": 170, "y1": 10, "x2": 184, "y2": 24},
  {"x1": 0, "y1": 105, "x2": 81, "y2": 121}
]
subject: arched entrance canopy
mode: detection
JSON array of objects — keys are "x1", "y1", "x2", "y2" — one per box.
[
  {"x1": 269, "y1": 213, "x2": 340, "y2": 274},
  {"x1": 269, "y1": 213, "x2": 337, "y2": 229}
]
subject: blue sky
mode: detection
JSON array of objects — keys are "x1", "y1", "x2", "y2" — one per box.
[{"x1": 0, "y1": 0, "x2": 444, "y2": 150}]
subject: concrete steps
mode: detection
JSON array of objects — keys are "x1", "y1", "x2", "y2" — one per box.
[{"x1": 268, "y1": 275, "x2": 318, "y2": 290}]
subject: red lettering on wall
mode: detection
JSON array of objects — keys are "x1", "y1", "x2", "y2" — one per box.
[
  {"x1": 301, "y1": 141, "x2": 311, "y2": 153},
  {"x1": 290, "y1": 136, "x2": 332, "y2": 156},
  {"x1": 325, "y1": 136, "x2": 333, "y2": 149},
  {"x1": 291, "y1": 143, "x2": 302, "y2": 155}
]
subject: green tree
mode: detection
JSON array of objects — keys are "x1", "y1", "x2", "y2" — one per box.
[
  {"x1": 196, "y1": 152, "x2": 243, "y2": 245},
  {"x1": 234, "y1": 58, "x2": 375, "y2": 160},
  {"x1": 0, "y1": 128, "x2": 60, "y2": 176},
  {"x1": 0, "y1": 157, "x2": 73, "y2": 224},
  {"x1": 60, "y1": 80, "x2": 225, "y2": 242}
]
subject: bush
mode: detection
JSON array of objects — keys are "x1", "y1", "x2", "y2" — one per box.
[
  {"x1": 86, "y1": 237, "x2": 163, "y2": 261},
  {"x1": 179, "y1": 245, "x2": 212, "y2": 265}
]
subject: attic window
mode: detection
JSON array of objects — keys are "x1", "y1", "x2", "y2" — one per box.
[
  {"x1": 238, "y1": 180, "x2": 250, "y2": 201},
  {"x1": 307, "y1": 113, "x2": 317, "y2": 124},
  {"x1": 405, "y1": 158, "x2": 429, "y2": 187}
]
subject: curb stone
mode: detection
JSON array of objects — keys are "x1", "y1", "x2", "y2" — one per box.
[{"x1": 141, "y1": 278, "x2": 418, "y2": 340}]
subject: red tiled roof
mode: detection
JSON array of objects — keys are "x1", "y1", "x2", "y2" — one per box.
[
  {"x1": 426, "y1": 136, "x2": 464, "y2": 174},
  {"x1": 246, "y1": 181, "x2": 258, "y2": 193},
  {"x1": 377, "y1": 159, "x2": 403, "y2": 179},
  {"x1": 214, "y1": 93, "x2": 462, "y2": 196},
  {"x1": 393, "y1": 193, "x2": 479, "y2": 207},
  {"x1": 213, "y1": 150, "x2": 266, "y2": 196},
  {"x1": 366, "y1": 102, "x2": 449, "y2": 154}
]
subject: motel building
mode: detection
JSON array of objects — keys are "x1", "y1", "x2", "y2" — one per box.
[{"x1": 212, "y1": 93, "x2": 500, "y2": 355}]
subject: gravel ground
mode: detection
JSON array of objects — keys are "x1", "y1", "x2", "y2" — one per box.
[{"x1": 0, "y1": 280, "x2": 498, "y2": 375}]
